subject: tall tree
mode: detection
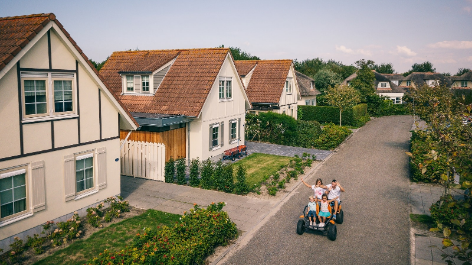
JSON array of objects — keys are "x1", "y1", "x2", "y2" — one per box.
[
  {"x1": 219, "y1": 45, "x2": 260, "y2": 60},
  {"x1": 294, "y1": 58, "x2": 356, "y2": 80},
  {"x1": 455, "y1": 68, "x2": 471, "y2": 76},
  {"x1": 324, "y1": 84, "x2": 360, "y2": 126},
  {"x1": 89, "y1": 58, "x2": 108, "y2": 71},
  {"x1": 403, "y1": 61, "x2": 436, "y2": 76},
  {"x1": 371, "y1": 63, "x2": 395, "y2": 74},
  {"x1": 313, "y1": 68, "x2": 342, "y2": 93},
  {"x1": 350, "y1": 59, "x2": 376, "y2": 101}
]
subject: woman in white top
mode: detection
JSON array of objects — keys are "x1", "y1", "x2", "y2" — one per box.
[{"x1": 301, "y1": 177, "x2": 327, "y2": 202}]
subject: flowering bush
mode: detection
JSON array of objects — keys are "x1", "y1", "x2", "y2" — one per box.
[
  {"x1": 47, "y1": 213, "x2": 83, "y2": 246},
  {"x1": 87, "y1": 202, "x2": 238, "y2": 265},
  {"x1": 86, "y1": 203, "x2": 104, "y2": 228},
  {"x1": 26, "y1": 234, "x2": 45, "y2": 254}
]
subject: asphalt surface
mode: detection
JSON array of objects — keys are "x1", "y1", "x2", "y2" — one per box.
[{"x1": 224, "y1": 115, "x2": 413, "y2": 265}]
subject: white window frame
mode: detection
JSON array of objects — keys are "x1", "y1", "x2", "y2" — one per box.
[
  {"x1": 230, "y1": 119, "x2": 237, "y2": 142},
  {"x1": 211, "y1": 124, "x2": 220, "y2": 149},
  {"x1": 126, "y1": 75, "x2": 134, "y2": 92},
  {"x1": 21, "y1": 72, "x2": 76, "y2": 122},
  {"x1": 0, "y1": 167, "x2": 29, "y2": 222},
  {"x1": 311, "y1": 99, "x2": 316, "y2": 106},
  {"x1": 461, "y1": 81, "x2": 467, "y2": 87},
  {"x1": 380, "y1": 82, "x2": 387, "y2": 88},
  {"x1": 75, "y1": 152, "x2": 96, "y2": 197},
  {"x1": 142, "y1": 75, "x2": 150, "y2": 92},
  {"x1": 305, "y1": 100, "x2": 310, "y2": 105},
  {"x1": 285, "y1": 79, "x2": 293, "y2": 94},
  {"x1": 395, "y1": 97, "x2": 402, "y2": 104},
  {"x1": 219, "y1": 77, "x2": 233, "y2": 101},
  {"x1": 406, "y1": 81, "x2": 411, "y2": 86}
]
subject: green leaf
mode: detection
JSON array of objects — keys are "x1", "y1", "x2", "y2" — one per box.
[
  {"x1": 405, "y1": 152, "x2": 413, "y2": 157},
  {"x1": 447, "y1": 202, "x2": 456, "y2": 208},
  {"x1": 452, "y1": 246, "x2": 460, "y2": 252},
  {"x1": 443, "y1": 227, "x2": 451, "y2": 237},
  {"x1": 452, "y1": 184, "x2": 462, "y2": 189},
  {"x1": 461, "y1": 242, "x2": 469, "y2": 250},
  {"x1": 442, "y1": 238, "x2": 453, "y2": 247},
  {"x1": 451, "y1": 219, "x2": 461, "y2": 226},
  {"x1": 422, "y1": 167, "x2": 427, "y2": 174},
  {"x1": 430, "y1": 228, "x2": 441, "y2": 232},
  {"x1": 463, "y1": 203, "x2": 470, "y2": 209},
  {"x1": 441, "y1": 174, "x2": 449, "y2": 181}
]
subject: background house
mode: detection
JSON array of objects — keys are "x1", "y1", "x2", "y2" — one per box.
[
  {"x1": 295, "y1": 71, "x2": 320, "y2": 106},
  {"x1": 100, "y1": 48, "x2": 250, "y2": 166},
  {"x1": 235, "y1": 60, "x2": 300, "y2": 119},
  {"x1": 451, "y1": 71, "x2": 472, "y2": 89},
  {"x1": 0, "y1": 13, "x2": 137, "y2": 250},
  {"x1": 398, "y1": 72, "x2": 452, "y2": 88}
]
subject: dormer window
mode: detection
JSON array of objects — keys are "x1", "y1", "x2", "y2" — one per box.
[
  {"x1": 380, "y1": 82, "x2": 387, "y2": 88},
  {"x1": 126, "y1": 76, "x2": 134, "y2": 92},
  {"x1": 285, "y1": 79, "x2": 292, "y2": 94},
  {"x1": 142, "y1": 76, "x2": 149, "y2": 92},
  {"x1": 406, "y1": 81, "x2": 411, "y2": 86},
  {"x1": 310, "y1": 81, "x2": 314, "y2": 90}
]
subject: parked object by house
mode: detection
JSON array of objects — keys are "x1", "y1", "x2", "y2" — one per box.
[
  {"x1": 100, "y1": 48, "x2": 250, "y2": 162},
  {"x1": 296, "y1": 71, "x2": 320, "y2": 106},
  {"x1": 343, "y1": 71, "x2": 406, "y2": 104},
  {"x1": 451, "y1": 71, "x2": 472, "y2": 89},
  {"x1": 0, "y1": 13, "x2": 137, "y2": 250},
  {"x1": 234, "y1": 60, "x2": 300, "y2": 119}
]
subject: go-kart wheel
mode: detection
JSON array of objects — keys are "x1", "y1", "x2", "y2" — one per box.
[
  {"x1": 327, "y1": 224, "x2": 337, "y2": 241},
  {"x1": 335, "y1": 209, "x2": 344, "y2": 224},
  {"x1": 297, "y1": 219, "x2": 305, "y2": 235}
]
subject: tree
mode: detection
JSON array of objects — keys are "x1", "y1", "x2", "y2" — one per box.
[
  {"x1": 371, "y1": 63, "x2": 395, "y2": 74},
  {"x1": 324, "y1": 84, "x2": 361, "y2": 126},
  {"x1": 294, "y1": 58, "x2": 356, "y2": 80},
  {"x1": 403, "y1": 61, "x2": 436, "y2": 76},
  {"x1": 455, "y1": 68, "x2": 471, "y2": 76},
  {"x1": 313, "y1": 68, "x2": 342, "y2": 93},
  {"x1": 350, "y1": 59, "x2": 376, "y2": 101},
  {"x1": 218, "y1": 45, "x2": 260, "y2": 60},
  {"x1": 89, "y1": 58, "x2": 108, "y2": 71}
]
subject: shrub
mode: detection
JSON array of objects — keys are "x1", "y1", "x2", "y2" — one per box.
[
  {"x1": 234, "y1": 165, "x2": 249, "y2": 195},
  {"x1": 189, "y1": 159, "x2": 200, "y2": 187},
  {"x1": 213, "y1": 161, "x2": 224, "y2": 190},
  {"x1": 26, "y1": 234, "x2": 45, "y2": 254},
  {"x1": 86, "y1": 203, "x2": 104, "y2": 228},
  {"x1": 164, "y1": 157, "x2": 175, "y2": 183},
  {"x1": 222, "y1": 164, "x2": 234, "y2": 193},
  {"x1": 294, "y1": 120, "x2": 323, "y2": 148},
  {"x1": 409, "y1": 130, "x2": 446, "y2": 183},
  {"x1": 277, "y1": 179, "x2": 286, "y2": 189},
  {"x1": 9, "y1": 237, "x2": 24, "y2": 262},
  {"x1": 268, "y1": 186, "x2": 277, "y2": 196},
  {"x1": 313, "y1": 123, "x2": 351, "y2": 150},
  {"x1": 87, "y1": 203, "x2": 238, "y2": 265},
  {"x1": 47, "y1": 213, "x2": 83, "y2": 246},
  {"x1": 200, "y1": 159, "x2": 213, "y2": 190},
  {"x1": 430, "y1": 195, "x2": 472, "y2": 233},
  {"x1": 245, "y1": 112, "x2": 298, "y2": 145},
  {"x1": 287, "y1": 170, "x2": 298, "y2": 180},
  {"x1": 176, "y1": 158, "x2": 187, "y2": 185},
  {"x1": 298, "y1": 104, "x2": 369, "y2": 126}
]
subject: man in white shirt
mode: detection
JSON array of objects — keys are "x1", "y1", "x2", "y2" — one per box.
[{"x1": 325, "y1": 179, "x2": 345, "y2": 220}]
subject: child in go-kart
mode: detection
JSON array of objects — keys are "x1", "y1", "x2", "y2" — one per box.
[
  {"x1": 317, "y1": 194, "x2": 338, "y2": 227},
  {"x1": 306, "y1": 196, "x2": 317, "y2": 226},
  {"x1": 301, "y1": 177, "x2": 327, "y2": 203}
]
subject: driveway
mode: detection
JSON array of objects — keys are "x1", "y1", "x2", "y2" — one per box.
[{"x1": 221, "y1": 115, "x2": 413, "y2": 265}]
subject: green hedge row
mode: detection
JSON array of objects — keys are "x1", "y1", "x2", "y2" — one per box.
[
  {"x1": 298, "y1": 104, "x2": 369, "y2": 127},
  {"x1": 87, "y1": 202, "x2": 237, "y2": 265}
]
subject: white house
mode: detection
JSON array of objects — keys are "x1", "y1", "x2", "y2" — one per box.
[
  {"x1": 0, "y1": 13, "x2": 137, "y2": 250},
  {"x1": 100, "y1": 48, "x2": 251, "y2": 163},
  {"x1": 234, "y1": 60, "x2": 300, "y2": 119},
  {"x1": 295, "y1": 71, "x2": 320, "y2": 106}
]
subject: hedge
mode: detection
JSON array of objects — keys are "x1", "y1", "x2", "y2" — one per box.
[
  {"x1": 87, "y1": 202, "x2": 237, "y2": 265},
  {"x1": 298, "y1": 104, "x2": 369, "y2": 127}
]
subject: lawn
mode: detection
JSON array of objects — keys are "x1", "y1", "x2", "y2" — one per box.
[
  {"x1": 233, "y1": 153, "x2": 292, "y2": 187},
  {"x1": 34, "y1": 209, "x2": 180, "y2": 265}
]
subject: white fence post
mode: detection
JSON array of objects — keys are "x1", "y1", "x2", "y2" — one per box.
[{"x1": 120, "y1": 140, "x2": 166, "y2": 182}]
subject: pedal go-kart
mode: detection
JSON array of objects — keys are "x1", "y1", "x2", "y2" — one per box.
[{"x1": 296, "y1": 202, "x2": 343, "y2": 241}]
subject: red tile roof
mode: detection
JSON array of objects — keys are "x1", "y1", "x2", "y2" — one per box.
[
  {"x1": 100, "y1": 48, "x2": 230, "y2": 117},
  {"x1": 0, "y1": 13, "x2": 138, "y2": 127},
  {"x1": 235, "y1": 60, "x2": 292, "y2": 104},
  {"x1": 234, "y1": 60, "x2": 257, "y2": 76}
]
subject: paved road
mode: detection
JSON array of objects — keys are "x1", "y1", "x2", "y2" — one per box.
[{"x1": 223, "y1": 116, "x2": 413, "y2": 265}]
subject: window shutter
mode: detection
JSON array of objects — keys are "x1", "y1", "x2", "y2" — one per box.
[
  {"x1": 209, "y1": 125, "x2": 213, "y2": 151},
  {"x1": 238, "y1": 118, "x2": 241, "y2": 141},
  {"x1": 134, "y1": 75, "x2": 141, "y2": 93},
  {"x1": 228, "y1": 121, "x2": 232, "y2": 144},
  {"x1": 220, "y1": 121, "x2": 224, "y2": 148},
  {"x1": 64, "y1": 154, "x2": 76, "y2": 202},
  {"x1": 97, "y1": 147, "x2": 107, "y2": 190},
  {"x1": 31, "y1": 161, "x2": 46, "y2": 212}
]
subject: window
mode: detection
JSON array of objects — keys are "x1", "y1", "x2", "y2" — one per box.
[
  {"x1": 219, "y1": 77, "x2": 232, "y2": 100},
  {"x1": 212, "y1": 126, "x2": 219, "y2": 148},
  {"x1": 126, "y1": 76, "x2": 134, "y2": 92},
  {"x1": 310, "y1": 81, "x2": 314, "y2": 90},
  {"x1": 461, "y1": 81, "x2": 468, "y2": 87},
  {"x1": 22, "y1": 72, "x2": 75, "y2": 119},
  {"x1": 76, "y1": 154, "x2": 94, "y2": 193},
  {"x1": 230, "y1": 120, "x2": 237, "y2": 141},
  {"x1": 0, "y1": 170, "x2": 27, "y2": 219},
  {"x1": 285, "y1": 79, "x2": 292, "y2": 94},
  {"x1": 142, "y1": 75, "x2": 149, "y2": 92},
  {"x1": 305, "y1": 100, "x2": 310, "y2": 105},
  {"x1": 54, "y1": 80, "x2": 73, "y2": 113},
  {"x1": 380, "y1": 82, "x2": 387, "y2": 88},
  {"x1": 24, "y1": 80, "x2": 47, "y2": 115},
  {"x1": 395, "y1": 97, "x2": 402, "y2": 104},
  {"x1": 406, "y1": 81, "x2": 411, "y2": 86},
  {"x1": 311, "y1": 99, "x2": 315, "y2": 106}
]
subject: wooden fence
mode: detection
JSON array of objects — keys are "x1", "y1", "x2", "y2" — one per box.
[{"x1": 120, "y1": 140, "x2": 165, "y2": 181}]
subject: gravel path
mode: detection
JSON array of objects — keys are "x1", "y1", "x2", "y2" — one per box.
[{"x1": 223, "y1": 115, "x2": 413, "y2": 265}]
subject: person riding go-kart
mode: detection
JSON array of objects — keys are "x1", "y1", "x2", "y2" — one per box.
[{"x1": 297, "y1": 194, "x2": 338, "y2": 241}]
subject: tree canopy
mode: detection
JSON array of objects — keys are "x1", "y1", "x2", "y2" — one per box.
[
  {"x1": 403, "y1": 61, "x2": 436, "y2": 76},
  {"x1": 324, "y1": 84, "x2": 360, "y2": 126},
  {"x1": 218, "y1": 45, "x2": 260, "y2": 60},
  {"x1": 313, "y1": 68, "x2": 342, "y2": 93},
  {"x1": 371, "y1": 63, "x2": 395, "y2": 74},
  {"x1": 455, "y1": 68, "x2": 471, "y2": 76},
  {"x1": 294, "y1": 58, "x2": 356, "y2": 80},
  {"x1": 350, "y1": 59, "x2": 376, "y2": 101},
  {"x1": 89, "y1": 58, "x2": 108, "y2": 71}
]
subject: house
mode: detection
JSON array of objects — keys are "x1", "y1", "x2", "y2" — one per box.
[
  {"x1": 234, "y1": 60, "x2": 300, "y2": 119},
  {"x1": 0, "y1": 13, "x2": 137, "y2": 249},
  {"x1": 295, "y1": 71, "x2": 320, "y2": 106},
  {"x1": 380, "y1": 73, "x2": 404, "y2": 86},
  {"x1": 343, "y1": 71, "x2": 406, "y2": 104},
  {"x1": 100, "y1": 48, "x2": 250, "y2": 163},
  {"x1": 398, "y1": 72, "x2": 451, "y2": 88},
  {"x1": 450, "y1": 71, "x2": 472, "y2": 89}
]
